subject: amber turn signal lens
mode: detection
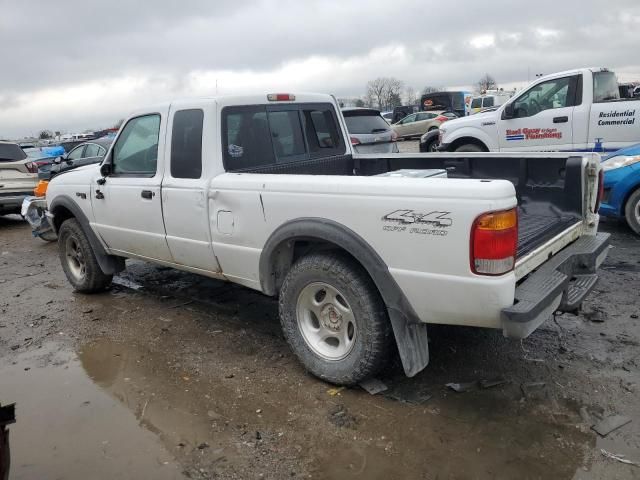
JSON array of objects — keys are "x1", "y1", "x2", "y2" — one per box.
[{"x1": 34, "y1": 180, "x2": 49, "y2": 197}]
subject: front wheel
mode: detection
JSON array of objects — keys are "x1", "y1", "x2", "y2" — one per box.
[
  {"x1": 624, "y1": 188, "x2": 640, "y2": 235},
  {"x1": 279, "y1": 252, "x2": 392, "y2": 385},
  {"x1": 39, "y1": 231, "x2": 58, "y2": 242},
  {"x1": 455, "y1": 143, "x2": 483, "y2": 152},
  {"x1": 58, "y1": 218, "x2": 113, "y2": 292}
]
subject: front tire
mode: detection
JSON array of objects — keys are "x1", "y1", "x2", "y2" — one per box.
[
  {"x1": 39, "y1": 231, "x2": 58, "y2": 242},
  {"x1": 279, "y1": 252, "x2": 392, "y2": 385},
  {"x1": 624, "y1": 188, "x2": 640, "y2": 235},
  {"x1": 58, "y1": 218, "x2": 113, "y2": 293},
  {"x1": 455, "y1": 143, "x2": 483, "y2": 152}
]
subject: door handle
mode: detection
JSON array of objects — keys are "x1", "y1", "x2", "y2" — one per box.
[
  {"x1": 141, "y1": 190, "x2": 154, "y2": 199},
  {"x1": 553, "y1": 116, "x2": 569, "y2": 123}
]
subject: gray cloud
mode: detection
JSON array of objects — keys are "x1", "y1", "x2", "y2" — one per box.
[{"x1": 1, "y1": 0, "x2": 639, "y2": 137}]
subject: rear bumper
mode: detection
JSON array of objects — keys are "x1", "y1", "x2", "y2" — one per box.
[
  {"x1": 0, "y1": 191, "x2": 33, "y2": 213},
  {"x1": 501, "y1": 233, "x2": 610, "y2": 339}
]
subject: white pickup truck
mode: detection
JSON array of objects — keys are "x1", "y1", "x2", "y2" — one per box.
[
  {"x1": 46, "y1": 93, "x2": 609, "y2": 385},
  {"x1": 440, "y1": 67, "x2": 640, "y2": 153}
]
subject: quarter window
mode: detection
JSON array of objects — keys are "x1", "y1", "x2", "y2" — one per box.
[
  {"x1": 171, "y1": 109, "x2": 204, "y2": 179},
  {"x1": 267, "y1": 110, "x2": 305, "y2": 160},
  {"x1": 112, "y1": 114, "x2": 160, "y2": 175}
]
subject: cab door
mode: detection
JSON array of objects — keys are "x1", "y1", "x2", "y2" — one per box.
[
  {"x1": 497, "y1": 75, "x2": 579, "y2": 151},
  {"x1": 90, "y1": 112, "x2": 173, "y2": 262}
]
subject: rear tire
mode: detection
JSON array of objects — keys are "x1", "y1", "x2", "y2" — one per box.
[
  {"x1": 455, "y1": 143, "x2": 483, "y2": 152},
  {"x1": 624, "y1": 188, "x2": 640, "y2": 235},
  {"x1": 279, "y1": 252, "x2": 392, "y2": 385},
  {"x1": 58, "y1": 218, "x2": 112, "y2": 293}
]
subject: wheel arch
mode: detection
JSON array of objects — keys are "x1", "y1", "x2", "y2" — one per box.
[
  {"x1": 259, "y1": 218, "x2": 430, "y2": 377},
  {"x1": 50, "y1": 195, "x2": 125, "y2": 275}
]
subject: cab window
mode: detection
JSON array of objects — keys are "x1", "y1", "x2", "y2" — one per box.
[
  {"x1": 171, "y1": 109, "x2": 204, "y2": 179},
  {"x1": 483, "y1": 97, "x2": 495, "y2": 108},
  {"x1": 512, "y1": 76, "x2": 575, "y2": 118},
  {"x1": 471, "y1": 98, "x2": 481, "y2": 109},
  {"x1": 112, "y1": 114, "x2": 160, "y2": 175}
]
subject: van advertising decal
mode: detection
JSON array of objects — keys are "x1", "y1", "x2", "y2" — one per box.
[
  {"x1": 598, "y1": 110, "x2": 636, "y2": 126},
  {"x1": 506, "y1": 128, "x2": 562, "y2": 141}
]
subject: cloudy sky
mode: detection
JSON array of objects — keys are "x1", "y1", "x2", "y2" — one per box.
[{"x1": 1, "y1": 0, "x2": 639, "y2": 138}]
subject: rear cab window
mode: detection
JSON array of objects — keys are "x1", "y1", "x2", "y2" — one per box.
[{"x1": 222, "y1": 103, "x2": 344, "y2": 171}]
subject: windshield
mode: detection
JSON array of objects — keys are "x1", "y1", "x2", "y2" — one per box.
[
  {"x1": 344, "y1": 114, "x2": 389, "y2": 134},
  {"x1": 593, "y1": 71, "x2": 620, "y2": 103}
]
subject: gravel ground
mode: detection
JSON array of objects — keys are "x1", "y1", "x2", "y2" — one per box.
[{"x1": 1, "y1": 215, "x2": 639, "y2": 479}]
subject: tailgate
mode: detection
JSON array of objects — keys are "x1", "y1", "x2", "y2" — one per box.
[{"x1": 0, "y1": 162, "x2": 37, "y2": 193}]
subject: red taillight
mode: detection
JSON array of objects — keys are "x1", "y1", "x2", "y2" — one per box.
[
  {"x1": 390, "y1": 130, "x2": 398, "y2": 142},
  {"x1": 267, "y1": 93, "x2": 296, "y2": 101},
  {"x1": 595, "y1": 169, "x2": 604, "y2": 212},
  {"x1": 471, "y1": 208, "x2": 518, "y2": 276},
  {"x1": 435, "y1": 115, "x2": 448, "y2": 122},
  {"x1": 350, "y1": 136, "x2": 361, "y2": 145},
  {"x1": 25, "y1": 161, "x2": 38, "y2": 173}
]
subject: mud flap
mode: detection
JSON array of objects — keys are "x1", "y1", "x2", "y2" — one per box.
[{"x1": 388, "y1": 309, "x2": 430, "y2": 377}]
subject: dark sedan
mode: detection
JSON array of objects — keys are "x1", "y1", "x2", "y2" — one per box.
[{"x1": 38, "y1": 138, "x2": 113, "y2": 180}]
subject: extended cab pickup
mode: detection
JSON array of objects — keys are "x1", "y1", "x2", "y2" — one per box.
[
  {"x1": 440, "y1": 67, "x2": 640, "y2": 153},
  {"x1": 46, "y1": 93, "x2": 610, "y2": 385}
]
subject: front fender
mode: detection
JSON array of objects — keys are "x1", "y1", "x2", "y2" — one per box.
[
  {"x1": 603, "y1": 163, "x2": 640, "y2": 216},
  {"x1": 442, "y1": 126, "x2": 498, "y2": 151}
]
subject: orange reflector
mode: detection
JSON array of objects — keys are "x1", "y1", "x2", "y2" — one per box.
[
  {"x1": 475, "y1": 208, "x2": 517, "y2": 230},
  {"x1": 34, "y1": 180, "x2": 49, "y2": 197}
]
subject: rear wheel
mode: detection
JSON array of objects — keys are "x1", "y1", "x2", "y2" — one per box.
[
  {"x1": 624, "y1": 188, "x2": 640, "y2": 235},
  {"x1": 58, "y1": 218, "x2": 112, "y2": 292},
  {"x1": 279, "y1": 252, "x2": 392, "y2": 385},
  {"x1": 455, "y1": 143, "x2": 483, "y2": 152}
]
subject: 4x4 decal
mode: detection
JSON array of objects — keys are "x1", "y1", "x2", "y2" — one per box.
[{"x1": 382, "y1": 209, "x2": 452, "y2": 227}]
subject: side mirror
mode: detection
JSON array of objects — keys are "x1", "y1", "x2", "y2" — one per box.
[
  {"x1": 100, "y1": 163, "x2": 112, "y2": 177},
  {"x1": 502, "y1": 103, "x2": 515, "y2": 120}
]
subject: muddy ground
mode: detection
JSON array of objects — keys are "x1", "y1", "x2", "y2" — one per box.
[{"x1": 1, "y1": 211, "x2": 639, "y2": 480}]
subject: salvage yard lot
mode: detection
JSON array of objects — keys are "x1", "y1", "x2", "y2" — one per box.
[{"x1": 1, "y1": 216, "x2": 639, "y2": 479}]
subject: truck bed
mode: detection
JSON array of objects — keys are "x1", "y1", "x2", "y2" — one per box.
[{"x1": 230, "y1": 152, "x2": 585, "y2": 259}]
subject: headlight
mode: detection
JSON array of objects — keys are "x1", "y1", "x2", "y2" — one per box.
[{"x1": 601, "y1": 155, "x2": 640, "y2": 171}]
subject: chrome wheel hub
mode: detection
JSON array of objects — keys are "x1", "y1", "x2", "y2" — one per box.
[
  {"x1": 296, "y1": 282, "x2": 356, "y2": 361},
  {"x1": 65, "y1": 235, "x2": 86, "y2": 281}
]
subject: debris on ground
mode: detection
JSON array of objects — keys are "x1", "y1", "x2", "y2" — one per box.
[
  {"x1": 583, "y1": 306, "x2": 607, "y2": 323},
  {"x1": 591, "y1": 415, "x2": 632, "y2": 437},
  {"x1": 446, "y1": 381, "x2": 478, "y2": 393},
  {"x1": 520, "y1": 382, "x2": 546, "y2": 397},
  {"x1": 601, "y1": 449, "x2": 640, "y2": 467},
  {"x1": 327, "y1": 387, "x2": 345, "y2": 396},
  {"x1": 359, "y1": 378, "x2": 388, "y2": 395},
  {"x1": 480, "y1": 378, "x2": 509, "y2": 389},
  {"x1": 328, "y1": 404, "x2": 357, "y2": 429}
]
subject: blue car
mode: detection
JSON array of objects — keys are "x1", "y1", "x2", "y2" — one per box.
[{"x1": 599, "y1": 143, "x2": 640, "y2": 234}]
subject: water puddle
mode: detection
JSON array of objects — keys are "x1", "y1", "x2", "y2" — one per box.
[{"x1": 1, "y1": 342, "x2": 183, "y2": 479}]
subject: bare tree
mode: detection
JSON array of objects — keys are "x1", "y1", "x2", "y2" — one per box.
[
  {"x1": 38, "y1": 130, "x2": 53, "y2": 140},
  {"x1": 421, "y1": 86, "x2": 442, "y2": 94},
  {"x1": 477, "y1": 74, "x2": 497, "y2": 92},
  {"x1": 365, "y1": 77, "x2": 404, "y2": 111},
  {"x1": 403, "y1": 86, "x2": 419, "y2": 105}
]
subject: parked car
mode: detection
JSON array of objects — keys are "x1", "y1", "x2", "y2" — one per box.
[
  {"x1": 22, "y1": 145, "x2": 66, "y2": 170},
  {"x1": 45, "y1": 93, "x2": 608, "y2": 386},
  {"x1": 440, "y1": 67, "x2": 640, "y2": 153},
  {"x1": 391, "y1": 105, "x2": 418, "y2": 124},
  {"x1": 381, "y1": 111, "x2": 393, "y2": 123},
  {"x1": 599, "y1": 142, "x2": 640, "y2": 234},
  {"x1": 392, "y1": 111, "x2": 456, "y2": 139},
  {"x1": 0, "y1": 142, "x2": 38, "y2": 216},
  {"x1": 419, "y1": 129, "x2": 441, "y2": 152},
  {"x1": 38, "y1": 138, "x2": 111, "y2": 180},
  {"x1": 342, "y1": 108, "x2": 399, "y2": 153}
]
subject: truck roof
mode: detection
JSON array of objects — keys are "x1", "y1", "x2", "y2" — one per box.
[
  {"x1": 128, "y1": 93, "x2": 337, "y2": 117},
  {"x1": 535, "y1": 67, "x2": 611, "y2": 81}
]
